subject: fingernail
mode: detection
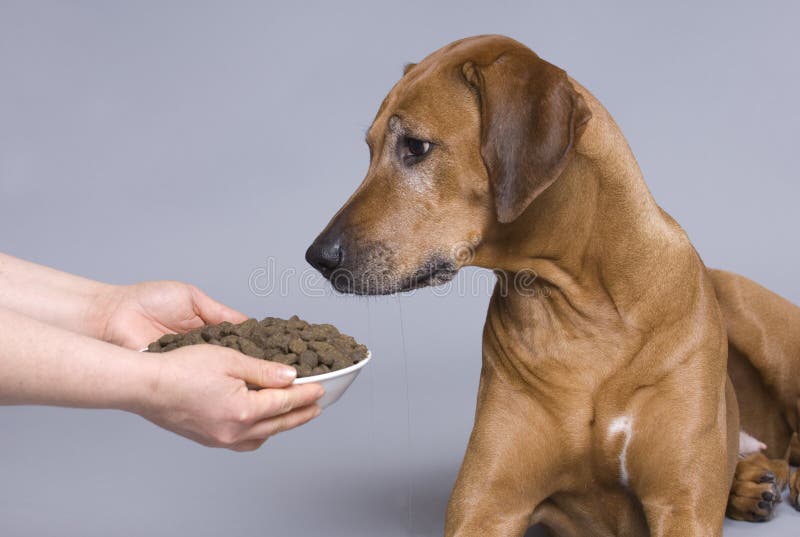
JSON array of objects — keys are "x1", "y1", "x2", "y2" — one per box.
[
  {"x1": 313, "y1": 406, "x2": 322, "y2": 418},
  {"x1": 279, "y1": 367, "x2": 297, "y2": 381},
  {"x1": 315, "y1": 385, "x2": 326, "y2": 398}
]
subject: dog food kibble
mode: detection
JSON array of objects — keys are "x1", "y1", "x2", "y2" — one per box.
[{"x1": 146, "y1": 316, "x2": 368, "y2": 378}]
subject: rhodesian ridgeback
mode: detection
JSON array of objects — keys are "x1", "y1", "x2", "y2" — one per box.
[{"x1": 306, "y1": 35, "x2": 800, "y2": 536}]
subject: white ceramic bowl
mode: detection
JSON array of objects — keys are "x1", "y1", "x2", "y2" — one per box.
[{"x1": 293, "y1": 351, "x2": 371, "y2": 408}]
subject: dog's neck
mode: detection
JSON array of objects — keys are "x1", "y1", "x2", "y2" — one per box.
[{"x1": 478, "y1": 84, "x2": 703, "y2": 329}]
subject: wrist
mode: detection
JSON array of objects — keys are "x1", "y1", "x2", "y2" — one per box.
[
  {"x1": 86, "y1": 283, "x2": 125, "y2": 343},
  {"x1": 111, "y1": 348, "x2": 163, "y2": 415}
]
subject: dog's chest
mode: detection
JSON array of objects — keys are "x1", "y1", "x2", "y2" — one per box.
[
  {"x1": 557, "y1": 395, "x2": 643, "y2": 489},
  {"x1": 597, "y1": 414, "x2": 635, "y2": 486}
]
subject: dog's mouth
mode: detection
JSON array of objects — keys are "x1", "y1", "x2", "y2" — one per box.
[
  {"x1": 400, "y1": 258, "x2": 459, "y2": 292},
  {"x1": 326, "y1": 256, "x2": 458, "y2": 295}
]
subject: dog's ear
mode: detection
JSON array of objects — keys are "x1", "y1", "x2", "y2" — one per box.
[
  {"x1": 403, "y1": 62, "x2": 417, "y2": 76},
  {"x1": 462, "y1": 50, "x2": 591, "y2": 223}
]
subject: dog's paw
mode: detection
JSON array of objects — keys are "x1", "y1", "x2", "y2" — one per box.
[
  {"x1": 790, "y1": 469, "x2": 799, "y2": 511},
  {"x1": 726, "y1": 453, "x2": 789, "y2": 522}
]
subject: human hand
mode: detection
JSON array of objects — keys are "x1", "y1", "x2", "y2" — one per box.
[
  {"x1": 97, "y1": 281, "x2": 247, "y2": 349},
  {"x1": 135, "y1": 344, "x2": 324, "y2": 451}
]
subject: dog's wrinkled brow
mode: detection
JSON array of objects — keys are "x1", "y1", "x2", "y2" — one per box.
[
  {"x1": 388, "y1": 115, "x2": 402, "y2": 133},
  {"x1": 365, "y1": 114, "x2": 403, "y2": 147}
]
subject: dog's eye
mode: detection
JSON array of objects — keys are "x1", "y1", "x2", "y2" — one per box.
[
  {"x1": 406, "y1": 138, "x2": 430, "y2": 156},
  {"x1": 401, "y1": 137, "x2": 432, "y2": 161}
]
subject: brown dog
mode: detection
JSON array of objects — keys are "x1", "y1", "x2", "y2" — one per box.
[{"x1": 306, "y1": 35, "x2": 799, "y2": 536}]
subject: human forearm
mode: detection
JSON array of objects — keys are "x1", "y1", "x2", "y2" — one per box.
[
  {"x1": 0, "y1": 253, "x2": 113, "y2": 339},
  {"x1": 0, "y1": 305, "x2": 152, "y2": 410}
]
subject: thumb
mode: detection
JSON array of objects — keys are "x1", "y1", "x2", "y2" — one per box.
[
  {"x1": 190, "y1": 286, "x2": 249, "y2": 325},
  {"x1": 229, "y1": 353, "x2": 297, "y2": 388}
]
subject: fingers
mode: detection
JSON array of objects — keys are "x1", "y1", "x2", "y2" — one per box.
[
  {"x1": 227, "y1": 401, "x2": 323, "y2": 452},
  {"x1": 249, "y1": 383, "x2": 324, "y2": 421},
  {"x1": 243, "y1": 403, "x2": 322, "y2": 444},
  {"x1": 218, "y1": 390, "x2": 323, "y2": 451},
  {"x1": 190, "y1": 286, "x2": 249, "y2": 325},
  {"x1": 230, "y1": 353, "x2": 297, "y2": 388}
]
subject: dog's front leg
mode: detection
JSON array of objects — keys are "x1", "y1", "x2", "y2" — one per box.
[
  {"x1": 627, "y1": 400, "x2": 732, "y2": 537},
  {"x1": 445, "y1": 380, "x2": 560, "y2": 537}
]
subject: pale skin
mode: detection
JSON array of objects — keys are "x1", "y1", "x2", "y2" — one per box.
[{"x1": 0, "y1": 253, "x2": 324, "y2": 451}]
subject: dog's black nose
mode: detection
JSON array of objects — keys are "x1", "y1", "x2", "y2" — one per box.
[{"x1": 305, "y1": 236, "x2": 343, "y2": 274}]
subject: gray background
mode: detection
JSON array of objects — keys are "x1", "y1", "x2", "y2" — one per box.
[{"x1": 1, "y1": 1, "x2": 798, "y2": 535}]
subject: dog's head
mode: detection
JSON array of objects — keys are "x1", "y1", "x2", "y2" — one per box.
[{"x1": 306, "y1": 35, "x2": 591, "y2": 294}]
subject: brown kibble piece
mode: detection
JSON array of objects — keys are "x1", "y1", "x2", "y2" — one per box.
[
  {"x1": 311, "y1": 365, "x2": 330, "y2": 376},
  {"x1": 263, "y1": 347, "x2": 282, "y2": 359},
  {"x1": 266, "y1": 333, "x2": 291, "y2": 353},
  {"x1": 317, "y1": 350, "x2": 333, "y2": 366},
  {"x1": 318, "y1": 324, "x2": 339, "y2": 336},
  {"x1": 287, "y1": 316, "x2": 306, "y2": 330},
  {"x1": 299, "y1": 350, "x2": 318, "y2": 369},
  {"x1": 319, "y1": 348, "x2": 344, "y2": 366},
  {"x1": 340, "y1": 335, "x2": 357, "y2": 348},
  {"x1": 220, "y1": 335, "x2": 240, "y2": 349},
  {"x1": 239, "y1": 338, "x2": 265, "y2": 359},
  {"x1": 274, "y1": 353, "x2": 298, "y2": 365},
  {"x1": 184, "y1": 332, "x2": 204, "y2": 345},
  {"x1": 262, "y1": 325, "x2": 283, "y2": 337},
  {"x1": 158, "y1": 333, "x2": 178, "y2": 346},
  {"x1": 218, "y1": 321, "x2": 235, "y2": 335},
  {"x1": 233, "y1": 318, "x2": 259, "y2": 337},
  {"x1": 294, "y1": 364, "x2": 313, "y2": 378},
  {"x1": 297, "y1": 329, "x2": 313, "y2": 341},
  {"x1": 309, "y1": 341, "x2": 332, "y2": 353},
  {"x1": 348, "y1": 349, "x2": 365, "y2": 363},
  {"x1": 331, "y1": 358, "x2": 350, "y2": 371},
  {"x1": 289, "y1": 338, "x2": 307, "y2": 354},
  {"x1": 203, "y1": 325, "x2": 224, "y2": 341}
]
